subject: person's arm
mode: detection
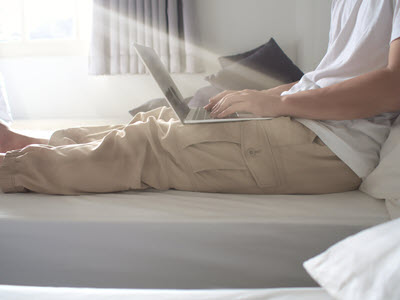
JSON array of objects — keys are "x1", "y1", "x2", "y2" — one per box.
[
  {"x1": 208, "y1": 39, "x2": 400, "y2": 120},
  {"x1": 263, "y1": 81, "x2": 299, "y2": 96},
  {"x1": 204, "y1": 81, "x2": 297, "y2": 112}
]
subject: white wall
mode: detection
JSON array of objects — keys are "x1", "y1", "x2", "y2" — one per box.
[
  {"x1": 0, "y1": 0, "x2": 332, "y2": 121},
  {"x1": 295, "y1": 0, "x2": 332, "y2": 72},
  {"x1": 195, "y1": 0, "x2": 298, "y2": 73},
  {"x1": 0, "y1": 57, "x2": 206, "y2": 120}
]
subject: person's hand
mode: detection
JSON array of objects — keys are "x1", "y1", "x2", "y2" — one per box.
[
  {"x1": 204, "y1": 89, "x2": 284, "y2": 118},
  {"x1": 204, "y1": 90, "x2": 236, "y2": 112}
]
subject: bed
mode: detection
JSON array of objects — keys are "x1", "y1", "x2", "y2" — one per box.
[
  {"x1": 0, "y1": 189, "x2": 389, "y2": 289},
  {"x1": 0, "y1": 285, "x2": 333, "y2": 300},
  {"x1": 0, "y1": 120, "x2": 392, "y2": 294}
]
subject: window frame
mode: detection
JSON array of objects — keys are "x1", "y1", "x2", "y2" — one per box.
[{"x1": 0, "y1": 0, "x2": 92, "y2": 57}]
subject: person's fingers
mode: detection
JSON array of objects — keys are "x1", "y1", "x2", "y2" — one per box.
[
  {"x1": 211, "y1": 93, "x2": 246, "y2": 117},
  {"x1": 210, "y1": 97, "x2": 225, "y2": 115},
  {"x1": 211, "y1": 90, "x2": 234, "y2": 102},
  {"x1": 211, "y1": 94, "x2": 239, "y2": 116},
  {"x1": 205, "y1": 90, "x2": 235, "y2": 111},
  {"x1": 210, "y1": 95, "x2": 232, "y2": 116},
  {"x1": 203, "y1": 103, "x2": 213, "y2": 110},
  {"x1": 211, "y1": 95, "x2": 227, "y2": 112},
  {"x1": 217, "y1": 102, "x2": 249, "y2": 119}
]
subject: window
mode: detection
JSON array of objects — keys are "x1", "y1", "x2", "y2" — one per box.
[{"x1": 0, "y1": 0, "x2": 92, "y2": 56}]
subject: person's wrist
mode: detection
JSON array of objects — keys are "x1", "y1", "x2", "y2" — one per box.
[
  {"x1": 259, "y1": 94, "x2": 287, "y2": 118},
  {"x1": 262, "y1": 86, "x2": 281, "y2": 97},
  {"x1": 277, "y1": 94, "x2": 291, "y2": 117}
]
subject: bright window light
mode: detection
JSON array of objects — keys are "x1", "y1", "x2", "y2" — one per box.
[
  {"x1": 0, "y1": 0, "x2": 92, "y2": 56},
  {"x1": 0, "y1": 0, "x2": 23, "y2": 42},
  {"x1": 25, "y1": 0, "x2": 77, "y2": 41}
]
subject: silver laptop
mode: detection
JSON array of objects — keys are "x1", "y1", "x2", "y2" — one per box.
[{"x1": 134, "y1": 44, "x2": 273, "y2": 124}]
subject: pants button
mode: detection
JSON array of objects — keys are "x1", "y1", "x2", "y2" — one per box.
[{"x1": 248, "y1": 148, "x2": 256, "y2": 157}]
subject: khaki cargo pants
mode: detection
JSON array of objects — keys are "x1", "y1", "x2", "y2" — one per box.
[{"x1": 0, "y1": 107, "x2": 361, "y2": 195}]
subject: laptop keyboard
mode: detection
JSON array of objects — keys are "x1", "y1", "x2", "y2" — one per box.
[
  {"x1": 191, "y1": 108, "x2": 238, "y2": 120},
  {"x1": 192, "y1": 108, "x2": 211, "y2": 120}
]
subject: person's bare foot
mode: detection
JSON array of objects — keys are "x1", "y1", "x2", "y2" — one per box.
[{"x1": 0, "y1": 123, "x2": 48, "y2": 153}]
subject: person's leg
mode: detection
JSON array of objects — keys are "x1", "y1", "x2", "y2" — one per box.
[
  {"x1": 0, "y1": 123, "x2": 48, "y2": 153},
  {"x1": 0, "y1": 107, "x2": 361, "y2": 195},
  {"x1": 176, "y1": 116, "x2": 361, "y2": 195},
  {"x1": 0, "y1": 107, "x2": 169, "y2": 153},
  {"x1": 0, "y1": 107, "x2": 191, "y2": 194},
  {"x1": 49, "y1": 108, "x2": 174, "y2": 146}
]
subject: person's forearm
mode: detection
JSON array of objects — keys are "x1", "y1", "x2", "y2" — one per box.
[
  {"x1": 264, "y1": 81, "x2": 298, "y2": 96},
  {"x1": 280, "y1": 68, "x2": 400, "y2": 120}
]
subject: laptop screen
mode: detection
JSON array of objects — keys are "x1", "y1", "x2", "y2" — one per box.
[{"x1": 134, "y1": 44, "x2": 190, "y2": 119}]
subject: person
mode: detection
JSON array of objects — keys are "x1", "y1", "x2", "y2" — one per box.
[{"x1": 0, "y1": 0, "x2": 399, "y2": 195}]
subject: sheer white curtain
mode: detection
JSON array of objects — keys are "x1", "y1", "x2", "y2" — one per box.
[
  {"x1": 0, "y1": 73, "x2": 12, "y2": 124},
  {"x1": 89, "y1": 0, "x2": 203, "y2": 75}
]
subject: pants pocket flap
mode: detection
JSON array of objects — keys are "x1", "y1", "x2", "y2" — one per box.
[
  {"x1": 241, "y1": 121, "x2": 280, "y2": 188},
  {"x1": 179, "y1": 123, "x2": 242, "y2": 149}
]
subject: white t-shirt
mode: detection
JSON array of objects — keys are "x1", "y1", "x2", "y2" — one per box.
[{"x1": 282, "y1": 0, "x2": 400, "y2": 179}]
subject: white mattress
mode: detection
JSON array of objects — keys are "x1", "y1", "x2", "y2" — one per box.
[
  {"x1": 0, "y1": 285, "x2": 333, "y2": 300},
  {"x1": 0, "y1": 189, "x2": 388, "y2": 224},
  {"x1": 0, "y1": 189, "x2": 389, "y2": 289}
]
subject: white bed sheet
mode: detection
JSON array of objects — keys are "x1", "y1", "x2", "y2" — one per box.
[
  {"x1": 0, "y1": 285, "x2": 333, "y2": 300},
  {"x1": 0, "y1": 189, "x2": 389, "y2": 289},
  {"x1": 0, "y1": 189, "x2": 389, "y2": 224}
]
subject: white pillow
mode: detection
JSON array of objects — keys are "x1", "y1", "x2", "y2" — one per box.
[
  {"x1": 360, "y1": 115, "x2": 400, "y2": 219},
  {"x1": 304, "y1": 218, "x2": 400, "y2": 300},
  {"x1": 0, "y1": 73, "x2": 12, "y2": 124}
]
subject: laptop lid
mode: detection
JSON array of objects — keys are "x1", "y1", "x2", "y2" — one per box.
[{"x1": 134, "y1": 44, "x2": 190, "y2": 122}]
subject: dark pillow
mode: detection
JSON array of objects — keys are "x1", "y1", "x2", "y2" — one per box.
[
  {"x1": 206, "y1": 38, "x2": 304, "y2": 91},
  {"x1": 218, "y1": 44, "x2": 264, "y2": 69}
]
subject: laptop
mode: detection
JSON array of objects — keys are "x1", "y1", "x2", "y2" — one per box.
[{"x1": 134, "y1": 43, "x2": 273, "y2": 124}]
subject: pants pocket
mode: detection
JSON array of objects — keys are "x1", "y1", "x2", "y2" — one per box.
[
  {"x1": 240, "y1": 121, "x2": 280, "y2": 188},
  {"x1": 177, "y1": 121, "x2": 280, "y2": 193},
  {"x1": 178, "y1": 122, "x2": 245, "y2": 173},
  {"x1": 176, "y1": 122, "x2": 261, "y2": 193}
]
